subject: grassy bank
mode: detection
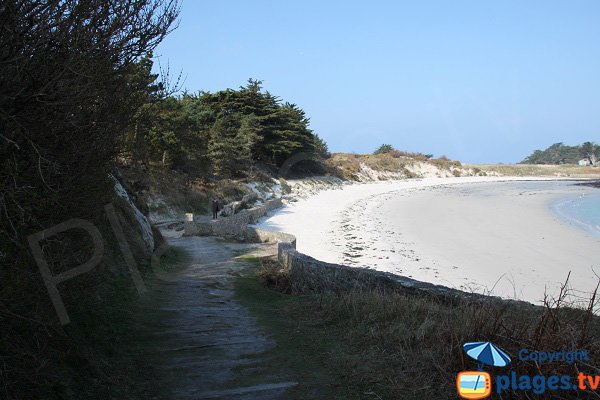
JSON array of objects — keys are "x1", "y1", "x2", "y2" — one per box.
[
  {"x1": 471, "y1": 163, "x2": 600, "y2": 177},
  {"x1": 235, "y1": 259, "x2": 600, "y2": 400},
  {"x1": 325, "y1": 152, "x2": 463, "y2": 180}
]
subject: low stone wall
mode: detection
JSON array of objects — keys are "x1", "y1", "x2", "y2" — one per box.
[
  {"x1": 245, "y1": 227, "x2": 296, "y2": 247},
  {"x1": 184, "y1": 197, "x2": 495, "y2": 302},
  {"x1": 276, "y1": 240, "x2": 490, "y2": 301},
  {"x1": 184, "y1": 198, "x2": 283, "y2": 239}
]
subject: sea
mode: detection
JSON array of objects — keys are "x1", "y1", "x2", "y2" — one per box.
[{"x1": 550, "y1": 183, "x2": 600, "y2": 238}]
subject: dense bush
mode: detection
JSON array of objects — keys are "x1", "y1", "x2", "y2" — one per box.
[{"x1": 0, "y1": 1, "x2": 179, "y2": 398}]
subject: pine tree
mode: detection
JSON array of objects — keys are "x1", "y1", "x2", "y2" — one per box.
[{"x1": 208, "y1": 114, "x2": 258, "y2": 177}]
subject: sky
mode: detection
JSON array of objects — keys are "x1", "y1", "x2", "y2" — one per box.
[{"x1": 153, "y1": 0, "x2": 600, "y2": 163}]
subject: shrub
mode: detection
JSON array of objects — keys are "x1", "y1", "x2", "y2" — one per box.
[
  {"x1": 257, "y1": 258, "x2": 292, "y2": 294},
  {"x1": 389, "y1": 149, "x2": 431, "y2": 161},
  {"x1": 374, "y1": 144, "x2": 394, "y2": 154}
]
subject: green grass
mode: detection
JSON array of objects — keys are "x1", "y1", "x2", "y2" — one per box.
[
  {"x1": 154, "y1": 245, "x2": 190, "y2": 272},
  {"x1": 47, "y1": 245, "x2": 191, "y2": 399},
  {"x1": 234, "y1": 269, "x2": 349, "y2": 399},
  {"x1": 51, "y1": 274, "x2": 157, "y2": 399},
  {"x1": 234, "y1": 253, "x2": 263, "y2": 261}
]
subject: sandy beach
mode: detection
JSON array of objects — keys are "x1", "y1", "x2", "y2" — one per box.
[{"x1": 257, "y1": 177, "x2": 600, "y2": 305}]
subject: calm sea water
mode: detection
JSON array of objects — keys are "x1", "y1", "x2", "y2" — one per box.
[
  {"x1": 460, "y1": 180, "x2": 600, "y2": 239},
  {"x1": 550, "y1": 187, "x2": 600, "y2": 238}
]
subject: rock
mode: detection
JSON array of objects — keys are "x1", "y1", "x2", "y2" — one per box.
[
  {"x1": 242, "y1": 193, "x2": 258, "y2": 204},
  {"x1": 220, "y1": 204, "x2": 234, "y2": 217},
  {"x1": 220, "y1": 194, "x2": 257, "y2": 217},
  {"x1": 110, "y1": 174, "x2": 154, "y2": 252}
]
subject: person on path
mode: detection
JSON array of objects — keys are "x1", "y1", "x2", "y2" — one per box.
[{"x1": 212, "y1": 198, "x2": 219, "y2": 220}]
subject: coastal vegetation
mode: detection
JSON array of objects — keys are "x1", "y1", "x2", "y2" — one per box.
[
  {"x1": 468, "y1": 163, "x2": 599, "y2": 177},
  {"x1": 2, "y1": 2, "x2": 599, "y2": 399},
  {"x1": 121, "y1": 152, "x2": 599, "y2": 226},
  {"x1": 235, "y1": 258, "x2": 600, "y2": 399},
  {"x1": 521, "y1": 142, "x2": 600, "y2": 165},
  {"x1": 0, "y1": 1, "x2": 334, "y2": 396},
  {"x1": 373, "y1": 143, "x2": 434, "y2": 160},
  {"x1": 0, "y1": 1, "x2": 180, "y2": 398},
  {"x1": 325, "y1": 152, "x2": 463, "y2": 180},
  {"x1": 122, "y1": 77, "x2": 329, "y2": 178}
]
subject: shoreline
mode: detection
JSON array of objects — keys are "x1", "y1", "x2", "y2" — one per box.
[
  {"x1": 257, "y1": 176, "x2": 600, "y2": 306},
  {"x1": 550, "y1": 190, "x2": 600, "y2": 240}
]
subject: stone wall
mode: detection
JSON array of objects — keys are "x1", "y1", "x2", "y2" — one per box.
[
  {"x1": 184, "y1": 198, "x2": 283, "y2": 239},
  {"x1": 184, "y1": 197, "x2": 496, "y2": 303},
  {"x1": 276, "y1": 241, "x2": 491, "y2": 301}
]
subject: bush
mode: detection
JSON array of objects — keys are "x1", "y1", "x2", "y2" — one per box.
[
  {"x1": 389, "y1": 149, "x2": 432, "y2": 161},
  {"x1": 257, "y1": 258, "x2": 292, "y2": 293},
  {"x1": 374, "y1": 144, "x2": 394, "y2": 154},
  {"x1": 431, "y1": 156, "x2": 462, "y2": 170},
  {"x1": 0, "y1": 1, "x2": 179, "y2": 398}
]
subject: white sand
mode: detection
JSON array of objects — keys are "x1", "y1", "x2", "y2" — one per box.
[{"x1": 257, "y1": 177, "x2": 600, "y2": 305}]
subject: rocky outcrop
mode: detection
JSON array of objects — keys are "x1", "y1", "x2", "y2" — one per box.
[{"x1": 110, "y1": 174, "x2": 155, "y2": 256}]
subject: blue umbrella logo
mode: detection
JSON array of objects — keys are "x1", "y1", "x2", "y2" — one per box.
[{"x1": 463, "y1": 342, "x2": 511, "y2": 367}]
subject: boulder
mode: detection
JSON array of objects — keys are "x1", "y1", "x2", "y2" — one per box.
[
  {"x1": 242, "y1": 193, "x2": 258, "y2": 204},
  {"x1": 220, "y1": 193, "x2": 258, "y2": 217}
]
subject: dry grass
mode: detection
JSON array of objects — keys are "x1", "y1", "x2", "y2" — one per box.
[
  {"x1": 325, "y1": 152, "x2": 470, "y2": 180},
  {"x1": 242, "y1": 259, "x2": 600, "y2": 399},
  {"x1": 430, "y1": 156, "x2": 462, "y2": 169},
  {"x1": 316, "y1": 282, "x2": 600, "y2": 399},
  {"x1": 471, "y1": 164, "x2": 600, "y2": 177},
  {"x1": 388, "y1": 149, "x2": 431, "y2": 160},
  {"x1": 326, "y1": 153, "x2": 600, "y2": 181},
  {"x1": 324, "y1": 153, "x2": 364, "y2": 179},
  {"x1": 257, "y1": 258, "x2": 293, "y2": 293},
  {"x1": 325, "y1": 153, "x2": 419, "y2": 180}
]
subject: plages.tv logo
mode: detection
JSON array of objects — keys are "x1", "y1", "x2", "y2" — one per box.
[{"x1": 457, "y1": 341, "x2": 511, "y2": 399}]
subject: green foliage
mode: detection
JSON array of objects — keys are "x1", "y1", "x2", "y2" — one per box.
[
  {"x1": 129, "y1": 78, "x2": 327, "y2": 177},
  {"x1": 313, "y1": 133, "x2": 330, "y2": 158},
  {"x1": 374, "y1": 144, "x2": 393, "y2": 154},
  {"x1": 208, "y1": 114, "x2": 258, "y2": 177},
  {"x1": 0, "y1": 1, "x2": 179, "y2": 398},
  {"x1": 521, "y1": 142, "x2": 600, "y2": 164}
]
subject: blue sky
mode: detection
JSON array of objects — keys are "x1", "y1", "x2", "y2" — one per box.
[{"x1": 154, "y1": 0, "x2": 600, "y2": 163}]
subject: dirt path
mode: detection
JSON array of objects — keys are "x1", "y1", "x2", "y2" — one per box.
[{"x1": 136, "y1": 232, "x2": 296, "y2": 399}]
